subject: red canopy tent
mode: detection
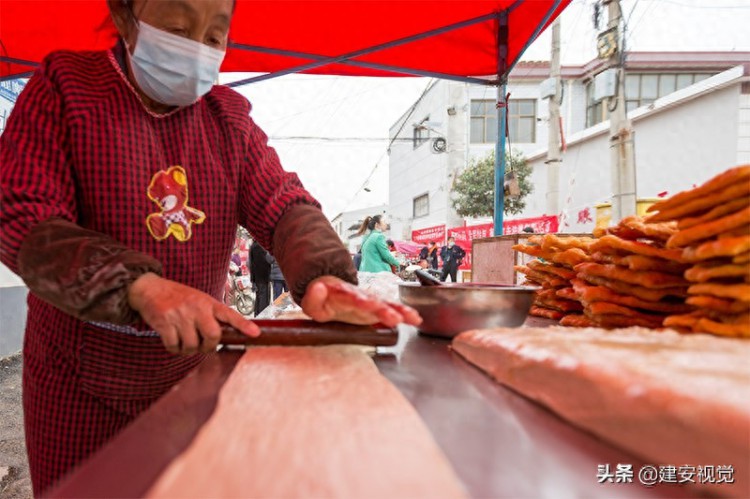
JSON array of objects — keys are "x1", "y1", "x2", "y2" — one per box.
[{"x1": 0, "y1": 0, "x2": 570, "y2": 230}]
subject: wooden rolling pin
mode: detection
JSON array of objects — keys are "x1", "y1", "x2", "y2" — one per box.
[{"x1": 220, "y1": 319, "x2": 398, "y2": 347}]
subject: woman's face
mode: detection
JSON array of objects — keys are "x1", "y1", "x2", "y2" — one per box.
[
  {"x1": 113, "y1": 0, "x2": 233, "y2": 53},
  {"x1": 377, "y1": 218, "x2": 388, "y2": 231}
]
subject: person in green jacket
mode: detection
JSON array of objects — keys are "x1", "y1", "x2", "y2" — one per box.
[{"x1": 357, "y1": 215, "x2": 401, "y2": 273}]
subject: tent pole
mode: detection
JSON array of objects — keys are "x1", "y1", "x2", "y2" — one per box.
[
  {"x1": 493, "y1": 10, "x2": 509, "y2": 237},
  {"x1": 494, "y1": 83, "x2": 507, "y2": 237}
]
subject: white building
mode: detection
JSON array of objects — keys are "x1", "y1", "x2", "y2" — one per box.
[
  {"x1": 387, "y1": 51, "x2": 750, "y2": 240},
  {"x1": 330, "y1": 204, "x2": 388, "y2": 253}
]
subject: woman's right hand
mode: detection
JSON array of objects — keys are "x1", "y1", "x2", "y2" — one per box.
[{"x1": 128, "y1": 273, "x2": 260, "y2": 355}]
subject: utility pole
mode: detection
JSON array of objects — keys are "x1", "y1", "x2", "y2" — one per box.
[
  {"x1": 546, "y1": 18, "x2": 562, "y2": 220},
  {"x1": 605, "y1": 0, "x2": 636, "y2": 223}
]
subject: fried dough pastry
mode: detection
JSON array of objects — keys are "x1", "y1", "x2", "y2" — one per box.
[
  {"x1": 620, "y1": 216, "x2": 678, "y2": 242},
  {"x1": 555, "y1": 286, "x2": 579, "y2": 302},
  {"x1": 647, "y1": 182, "x2": 750, "y2": 223},
  {"x1": 529, "y1": 305, "x2": 565, "y2": 320},
  {"x1": 688, "y1": 283, "x2": 750, "y2": 302},
  {"x1": 718, "y1": 225, "x2": 750, "y2": 240},
  {"x1": 678, "y1": 198, "x2": 749, "y2": 230},
  {"x1": 694, "y1": 318, "x2": 750, "y2": 338},
  {"x1": 559, "y1": 314, "x2": 597, "y2": 327},
  {"x1": 571, "y1": 279, "x2": 693, "y2": 314},
  {"x1": 684, "y1": 262, "x2": 750, "y2": 283},
  {"x1": 647, "y1": 165, "x2": 750, "y2": 218},
  {"x1": 682, "y1": 236, "x2": 750, "y2": 262},
  {"x1": 579, "y1": 273, "x2": 688, "y2": 302},
  {"x1": 514, "y1": 265, "x2": 567, "y2": 288},
  {"x1": 575, "y1": 262, "x2": 688, "y2": 289},
  {"x1": 534, "y1": 292, "x2": 583, "y2": 313},
  {"x1": 686, "y1": 295, "x2": 750, "y2": 314},
  {"x1": 585, "y1": 301, "x2": 667, "y2": 323},
  {"x1": 527, "y1": 260, "x2": 577, "y2": 280},
  {"x1": 584, "y1": 311, "x2": 665, "y2": 329},
  {"x1": 540, "y1": 234, "x2": 596, "y2": 252},
  {"x1": 592, "y1": 235, "x2": 686, "y2": 262},
  {"x1": 667, "y1": 206, "x2": 750, "y2": 249},
  {"x1": 512, "y1": 244, "x2": 556, "y2": 261},
  {"x1": 663, "y1": 311, "x2": 705, "y2": 330},
  {"x1": 550, "y1": 248, "x2": 591, "y2": 268},
  {"x1": 734, "y1": 252, "x2": 750, "y2": 264}
]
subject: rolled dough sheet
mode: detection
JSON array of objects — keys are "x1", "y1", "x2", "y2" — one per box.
[
  {"x1": 453, "y1": 327, "x2": 750, "y2": 497},
  {"x1": 148, "y1": 345, "x2": 466, "y2": 498}
]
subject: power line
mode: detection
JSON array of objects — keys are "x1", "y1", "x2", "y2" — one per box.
[{"x1": 269, "y1": 136, "x2": 413, "y2": 143}]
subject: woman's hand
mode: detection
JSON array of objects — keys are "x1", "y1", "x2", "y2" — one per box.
[
  {"x1": 300, "y1": 276, "x2": 422, "y2": 328},
  {"x1": 128, "y1": 273, "x2": 260, "y2": 355}
]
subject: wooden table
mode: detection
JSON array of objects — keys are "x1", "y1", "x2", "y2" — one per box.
[{"x1": 49, "y1": 318, "x2": 693, "y2": 498}]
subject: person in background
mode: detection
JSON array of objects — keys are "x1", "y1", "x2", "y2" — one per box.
[
  {"x1": 266, "y1": 253, "x2": 288, "y2": 301},
  {"x1": 522, "y1": 226, "x2": 535, "y2": 234},
  {"x1": 440, "y1": 237, "x2": 466, "y2": 283},
  {"x1": 249, "y1": 241, "x2": 271, "y2": 316},
  {"x1": 427, "y1": 241, "x2": 439, "y2": 270},
  {"x1": 353, "y1": 248, "x2": 362, "y2": 271},
  {"x1": 0, "y1": 0, "x2": 421, "y2": 493},
  {"x1": 357, "y1": 215, "x2": 401, "y2": 273},
  {"x1": 419, "y1": 243, "x2": 429, "y2": 262}
]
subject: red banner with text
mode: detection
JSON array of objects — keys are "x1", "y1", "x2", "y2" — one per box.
[{"x1": 411, "y1": 224, "x2": 446, "y2": 245}]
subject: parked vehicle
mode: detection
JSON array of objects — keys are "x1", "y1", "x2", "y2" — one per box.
[{"x1": 225, "y1": 262, "x2": 255, "y2": 316}]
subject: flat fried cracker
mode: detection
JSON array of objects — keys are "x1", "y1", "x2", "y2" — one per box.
[
  {"x1": 684, "y1": 262, "x2": 750, "y2": 283},
  {"x1": 585, "y1": 301, "x2": 667, "y2": 323},
  {"x1": 647, "y1": 181, "x2": 750, "y2": 223},
  {"x1": 686, "y1": 295, "x2": 750, "y2": 314},
  {"x1": 592, "y1": 235, "x2": 686, "y2": 262},
  {"x1": 555, "y1": 286, "x2": 579, "y2": 302},
  {"x1": 647, "y1": 165, "x2": 750, "y2": 217},
  {"x1": 512, "y1": 244, "x2": 556, "y2": 261},
  {"x1": 620, "y1": 254, "x2": 690, "y2": 274},
  {"x1": 571, "y1": 278, "x2": 693, "y2": 314},
  {"x1": 528, "y1": 260, "x2": 577, "y2": 280},
  {"x1": 667, "y1": 206, "x2": 750, "y2": 248},
  {"x1": 694, "y1": 318, "x2": 750, "y2": 338},
  {"x1": 584, "y1": 311, "x2": 665, "y2": 329},
  {"x1": 529, "y1": 305, "x2": 564, "y2": 320},
  {"x1": 734, "y1": 252, "x2": 750, "y2": 264},
  {"x1": 718, "y1": 225, "x2": 750, "y2": 240},
  {"x1": 688, "y1": 283, "x2": 750, "y2": 302},
  {"x1": 682, "y1": 236, "x2": 750, "y2": 262},
  {"x1": 579, "y1": 273, "x2": 688, "y2": 302},
  {"x1": 678, "y1": 197, "x2": 749, "y2": 229},
  {"x1": 574, "y1": 262, "x2": 688, "y2": 289},
  {"x1": 663, "y1": 311, "x2": 706, "y2": 330},
  {"x1": 540, "y1": 234, "x2": 596, "y2": 252},
  {"x1": 620, "y1": 216, "x2": 678, "y2": 242},
  {"x1": 550, "y1": 248, "x2": 591, "y2": 268},
  {"x1": 515, "y1": 266, "x2": 567, "y2": 288},
  {"x1": 559, "y1": 314, "x2": 597, "y2": 328}
]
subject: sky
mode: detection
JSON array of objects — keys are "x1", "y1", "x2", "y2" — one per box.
[{"x1": 222, "y1": 0, "x2": 750, "y2": 219}]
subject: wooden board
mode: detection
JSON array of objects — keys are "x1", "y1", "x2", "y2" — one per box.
[
  {"x1": 452, "y1": 327, "x2": 750, "y2": 497},
  {"x1": 147, "y1": 345, "x2": 467, "y2": 498}
]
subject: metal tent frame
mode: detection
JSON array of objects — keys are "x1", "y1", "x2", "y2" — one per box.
[{"x1": 0, "y1": 0, "x2": 565, "y2": 235}]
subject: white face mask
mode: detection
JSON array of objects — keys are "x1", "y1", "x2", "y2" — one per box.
[{"x1": 127, "y1": 21, "x2": 225, "y2": 107}]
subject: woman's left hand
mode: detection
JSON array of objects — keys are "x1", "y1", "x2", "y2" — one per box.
[{"x1": 300, "y1": 276, "x2": 422, "y2": 328}]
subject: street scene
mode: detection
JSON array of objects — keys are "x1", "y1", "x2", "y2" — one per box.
[{"x1": 1, "y1": 0, "x2": 748, "y2": 497}]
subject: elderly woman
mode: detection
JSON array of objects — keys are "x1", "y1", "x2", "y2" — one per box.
[{"x1": 0, "y1": 0, "x2": 420, "y2": 494}]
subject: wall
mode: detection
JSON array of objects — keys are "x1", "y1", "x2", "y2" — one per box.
[{"x1": 517, "y1": 68, "x2": 744, "y2": 233}]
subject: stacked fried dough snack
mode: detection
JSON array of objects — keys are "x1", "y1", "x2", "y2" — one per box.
[
  {"x1": 513, "y1": 165, "x2": 749, "y2": 338},
  {"x1": 648, "y1": 165, "x2": 750, "y2": 338},
  {"x1": 577, "y1": 216, "x2": 694, "y2": 328},
  {"x1": 513, "y1": 234, "x2": 593, "y2": 326}
]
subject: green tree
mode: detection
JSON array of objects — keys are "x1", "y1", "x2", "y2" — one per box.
[{"x1": 451, "y1": 150, "x2": 533, "y2": 217}]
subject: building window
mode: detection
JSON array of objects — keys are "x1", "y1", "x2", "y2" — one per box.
[
  {"x1": 586, "y1": 72, "x2": 715, "y2": 126},
  {"x1": 413, "y1": 117, "x2": 430, "y2": 149},
  {"x1": 470, "y1": 99, "x2": 536, "y2": 144},
  {"x1": 413, "y1": 193, "x2": 429, "y2": 218}
]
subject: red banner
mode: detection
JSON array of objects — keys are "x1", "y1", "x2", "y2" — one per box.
[
  {"x1": 503, "y1": 215, "x2": 559, "y2": 235},
  {"x1": 411, "y1": 224, "x2": 446, "y2": 245}
]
